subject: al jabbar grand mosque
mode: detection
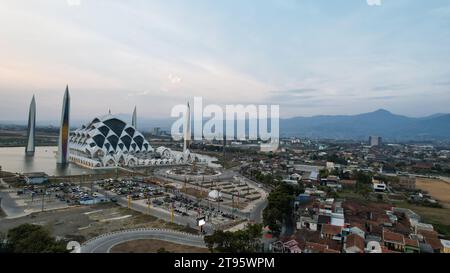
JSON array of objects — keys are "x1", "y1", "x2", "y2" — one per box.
[{"x1": 26, "y1": 86, "x2": 203, "y2": 169}]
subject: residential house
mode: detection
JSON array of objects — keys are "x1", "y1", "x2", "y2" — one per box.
[
  {"x1": 348, "y1": 225, "x2": 366, "y2": 239},
  {"x1": 297, "y1": 216, "x2": 318, "y2": 231},
  {"x1": 303, "y1": 242, "x2": 330, "y2": 253},
  {"x1": 282, "y1": 240, "x2": 302, "y2": 253},
  {"x1": 317, "y1": 215, "x2": 331, "y2": 231},
  {"x1": 322, "y1": 224, "x2": 343, "y2": 240},
  {"x1": 404, "y1": 238, "x2": 420, "y2": 253},
  {"x1": 440, "y1": 240, "x2": 450, "y2": 253},
  {"x1": 344, "y1": 233, "x2": 365, "y2": 253},
  {"x1": 425, "y1": 237, "x2": 443, "y2": 253},
  {"x1": 382, "y1": 229, "x2": 405, "y2": 252}
]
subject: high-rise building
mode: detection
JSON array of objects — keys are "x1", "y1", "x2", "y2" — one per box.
[
  {"x1": 132, "y1": 106, "x2": 137, "y2": 129},
  {"x1": 57, "y1": 86, "x2": 70, "y2": 165},
  {"x1": 153, "y1": 127, "x2": 161, "y2": 136},
  {"x1": 25, "y1": 95, "x2": 36, "y2": 156},
  {"x1": 183, "y1": 102, "x2": 191, "y2": 152},
  {"x1": 369, "y1": 136, "x2": 382, "y2": 147}
]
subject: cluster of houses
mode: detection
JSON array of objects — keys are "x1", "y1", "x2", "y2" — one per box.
[{"x1": 270, "y1": 194, "x2": 450, "y2": 253}]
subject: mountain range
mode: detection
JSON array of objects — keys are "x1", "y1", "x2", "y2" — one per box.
[
  {"x1": 280, "y1": 109, "x2": 450, "y2": 141},
  {"x1": 1, "y1": 109, "x2": 449, "y2": 141}
]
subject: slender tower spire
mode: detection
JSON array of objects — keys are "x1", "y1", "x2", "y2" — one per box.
[
  {"x1": 25, "y1": 95, "x2": 36, "y2": 156},
  {"x1": 183, "y1": 102, "x2": 191, "y2": 152},
  {"x1": 57, "y1": 85, "x2": 70, "y2": 165},
  {"x1": 132, "y1": 106, "x2": 137, "y2": 129}
]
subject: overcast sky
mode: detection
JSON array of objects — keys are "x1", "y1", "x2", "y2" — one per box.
[{"x1": 1, "y1": 0, "x2": 450, "y2": 122}]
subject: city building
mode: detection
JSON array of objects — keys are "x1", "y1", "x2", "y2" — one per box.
[{"x1": 369, "y1": 136, "x2": 382, "y2": 147}]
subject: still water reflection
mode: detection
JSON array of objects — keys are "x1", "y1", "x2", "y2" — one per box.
[{"x1": 0, "y1": 146, "x2": 100, "y2": 176}]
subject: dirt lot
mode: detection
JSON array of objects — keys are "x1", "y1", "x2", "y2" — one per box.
[
  {"x1": 0, "y1": 203, "x2": 198, "y2": 243},
  {"x1": 416, "y1": 178, "x2": 450, "y2": 208},
  {"x1": 184, "y1": 187, "x2": 207, "y2": 198},
  {"x1": 110, "y1": 239, "x2": 208, "y2": 253}
]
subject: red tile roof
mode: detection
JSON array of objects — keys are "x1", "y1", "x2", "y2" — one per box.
[
  {"x1": 426, "y1": 237, "x2": 443, "y2": 251},
  {"x1": 404, "y1": 238, "x2": 419, "y2": 248},
  {"x1": 284, "y1": 240, "x2": 299, "y2": 248},
  {"x1": 383, "y1": 229, "x2": 405, "y2": 245},
  {"x1": 323, "y1": 248, "x2": 341, "y2": 253},
  {"x1": 418, "y1": 229, "x2": 439, "y2": 240},
  {"x1": 305, "y1": 242, "x2": 329, "y2": 253},
  {"x1": 381, "y1": 246, "x2": 400, "y2": 253},
  {"x1": 322, "y1": 224, "x2": 343, "y2": 236},
  {"x1": 346, "y1": 234, "x2": 365, "y2": 253}
]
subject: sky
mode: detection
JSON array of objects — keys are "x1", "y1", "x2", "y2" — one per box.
[{"x1": 0, "y1": 0, "x2": 450, "y2": 122}]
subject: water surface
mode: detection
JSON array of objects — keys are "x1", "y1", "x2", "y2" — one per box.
[{"x1": 0, "y1": 146, "x2": 99, "y2": 176}]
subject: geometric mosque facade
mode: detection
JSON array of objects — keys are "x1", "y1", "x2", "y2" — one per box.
[
  {"x1": 25, "y1": 87, "x2": 200, "y2": 169},
  {"x1": 69, "y1": 114, "x2": 195, "y2": 169}
]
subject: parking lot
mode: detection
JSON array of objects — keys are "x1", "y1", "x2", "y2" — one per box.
[
  {"x1": 1, "y1": 174, "x2": 250, "y2": 231},
  {"x1": 95, "y1": 178, "x2": 241, "y2": 229}
]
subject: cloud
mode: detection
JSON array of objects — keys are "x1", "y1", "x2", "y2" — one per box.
[
  {"x1": 372, "y1": 84, "x2": 407, "y2": 92},
  {"x1": 367, "y1": 95, "x2": 399, "y2": 100},
  {"x1": 367, "y1": 0, "x2": 382, "y2": 6},
  {"x1": 67, "y1": 0, "x2": 81, "y2": 6},
  {"x1": 127, "y1": 91, "x2": 150, "y2": 97},
  {"x1": 283, "y1": 88, "x2": 319, "y2": 95},
  {"x1": 168, "y1": 74, "x2": 182, "y2": 84}
]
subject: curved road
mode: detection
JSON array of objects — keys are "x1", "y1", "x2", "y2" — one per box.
[{"x1": 80, "y1": 228, "x2": 206, "y2": 253}]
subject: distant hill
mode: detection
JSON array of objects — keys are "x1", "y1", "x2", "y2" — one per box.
[
  {"x1": 2, "y1": 109, "x2": 449, "y2": 141},
  {"x1": 280, "y1": 109, "x2": 450, "y2": 141}
]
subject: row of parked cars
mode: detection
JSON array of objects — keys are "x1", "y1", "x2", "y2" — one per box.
[{"x1": 98, "y1": 178, "x2": 165, "y2": 200}]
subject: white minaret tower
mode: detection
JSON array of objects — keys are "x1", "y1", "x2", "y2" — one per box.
[
  {"x1": 57, "y1": 85, "x2": 70, "y2": 165},
  {"x1": 132, "y1": 106, "x2": 137, "y2": 129},
  {"x1": 183, "y1": 102, "x2": 191, "y2": 152},
  {"x1": 25, "y1": 95, "x2": 36, "y2": 156}
]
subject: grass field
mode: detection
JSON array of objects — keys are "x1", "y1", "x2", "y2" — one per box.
[
  {"x1": 110, "y1": 239, "x2": 208, "y2": 253},
  {"x1": 395, "y1": 201, "x2": 450, "y2": 236},
  {"x1": 416, "y1": 178, "x2": 450, "y2": 208}
]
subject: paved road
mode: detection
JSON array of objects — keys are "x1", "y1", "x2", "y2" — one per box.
[
  {"x1": 0, "y1": 190, "x2": 25, "y2": 219},
  {"x1": 80, "y1": 228, "x2": 206, "y2": 253},
  {"x1": 0, "y1": 178, "x2": 69, "y2": 219}
]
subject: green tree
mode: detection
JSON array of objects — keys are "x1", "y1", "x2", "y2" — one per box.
[
  {"x1": 204, "y1": 224, "x2": 263, "y2": 253},
  {"x1": 319, "y1": 169, "x2": 329, "y2": 179},
  {"x1": 0, "y1": 232, "x2": 10, "y2": 253},
  {"x1": 157, "y1": 247, "x2": 171, "y2": 253},
  {"x1": 6, "y1": 224, "x2": 68, "y2": 253},
  {"x1": 262, "y1": 183, "x2": 296, "y2": 234}
]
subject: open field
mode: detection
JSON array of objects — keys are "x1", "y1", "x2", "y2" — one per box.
[
  {"x1": 0, "y1": 203, "x2": 198, "y2": 243},
  {"x1": 395, "y1": 201, "x2": 450, "y2": 226},
  {"x1": 110, "y1": 239, "x2": 208, "y2": 253},
  {"x1": 416, "y1": 178, "x2": 450, "y2": 208},
  {"x1": 394, "y1": 201, "x2": 450, "y2": 236}
]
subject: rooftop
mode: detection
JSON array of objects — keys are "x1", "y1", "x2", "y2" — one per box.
[
  {"x1": 383, "y1": 229, "x2": 405, "y2": 244},
  {"x1": 346, "y1": 233, "x2": 365, "y2": 252},
  {"x1": 322, "y1": 224, "x2": 343, "y2": 236}
]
